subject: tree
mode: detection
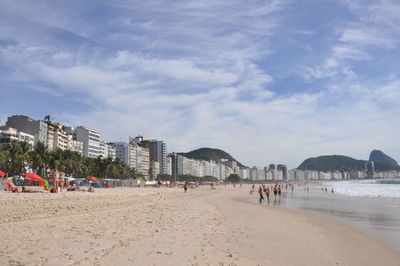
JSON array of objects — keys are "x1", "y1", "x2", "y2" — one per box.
[
  {"x1": 30, "y1": 142, "x2": 49, "y2": 177},
  {"x1": 225, "y1": 174, "x2": 241, "y2": 183},
  {"x1": 5, "y1": 140, "x2": 32, "y2": 176}
]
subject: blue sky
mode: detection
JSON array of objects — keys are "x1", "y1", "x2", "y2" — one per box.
[{"x1": 1, "y1": 0, "x2": 400, "y2": 168}]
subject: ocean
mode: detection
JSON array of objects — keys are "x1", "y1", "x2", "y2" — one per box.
[
  {"x1": 252, "y1": 179, "x2": 400, "y2": 252},
  {"x1": 326, "y1": 179, "x2": 400, "y2": 198}
]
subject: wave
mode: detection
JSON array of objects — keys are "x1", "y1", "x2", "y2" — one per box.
[{"x1": 325, "y1": 179, "x2": 400, "y2": 198}]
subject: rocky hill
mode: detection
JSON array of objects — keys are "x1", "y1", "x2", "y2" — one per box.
[
  {"x1": 297, "y1": 155, "x2": 365, "y2": 171},
  {"x1": 369, "y1": 150, "x2": 398, "y2": 167},
  {"x1": 298, "y1": 150, "x2": 400, "y2": 171}
]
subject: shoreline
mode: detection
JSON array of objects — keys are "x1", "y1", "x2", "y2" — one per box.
[
  {"x1": 247, "y1": 184, "x2": 400, "y2": 252},
  {"x1": 0, "y1": 185, "x2": 399, "y2": 265}
]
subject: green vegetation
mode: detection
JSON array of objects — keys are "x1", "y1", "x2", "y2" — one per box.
[
  {"x1": 179, "y1": 147, "x2": 246, "y2": 168},
  {"x1": 0, "y1": 140, "x2": 135, "y2": 179},
  {"x1": 225, "y1": 174, "x2": 241, "y2": 183},
  {"x1": 298, "y1": 153, "x2": 400, "y2": 172}
]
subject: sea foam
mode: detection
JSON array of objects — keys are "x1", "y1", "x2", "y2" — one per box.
[{"x1": 325, "y1": 179, "x2": 400, "y2": 198}]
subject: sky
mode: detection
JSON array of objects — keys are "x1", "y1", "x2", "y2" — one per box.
[{"x1": 1, "y1": 0, "x2": 400, "y2": 169}]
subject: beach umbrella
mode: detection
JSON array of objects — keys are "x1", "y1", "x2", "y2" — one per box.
[
  {"x1": 86, "y1": 176, "x2": 99, "y2": 182},
  {"x1": 0, "y1": 170, "x2": 5, "y2": 177},
  {"x1": 22, "y1": 173, "x2": 43, "y2": 182}
]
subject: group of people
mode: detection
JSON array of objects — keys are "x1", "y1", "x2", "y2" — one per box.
[
  {"x1": 250, "y1": 183, "x2": 284, "y2": 204},
  {"x1": 322, "y1": 187, "x2": 334, "y2": 194}
]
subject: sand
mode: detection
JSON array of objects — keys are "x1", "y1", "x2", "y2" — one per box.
[{"x1": 0, "y1": 185, "x2": 399, "y2": 266}]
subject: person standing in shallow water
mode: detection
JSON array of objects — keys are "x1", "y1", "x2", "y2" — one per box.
[{"x1": 258, "y1": 186, "x2": 264, "y2": 204}]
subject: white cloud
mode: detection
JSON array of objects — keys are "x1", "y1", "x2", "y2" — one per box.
[{"x1": 1, "y1": 0, "x2": 400, "y2": 168}]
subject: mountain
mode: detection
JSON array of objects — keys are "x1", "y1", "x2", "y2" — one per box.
[
  {"x1": 179, "y1": 148, "x2": 247, "y2": 168},
  {"x1": 369, "y1": 150, "x2": 398, "y2": 166},
  {"x1": 297, "y1": 155, "x2": 365, "y2": 171},
  {"x1": 298, "y1": 150, "x2": 400, "y2": 172}
]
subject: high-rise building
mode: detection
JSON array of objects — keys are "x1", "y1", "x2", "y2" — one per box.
[
  {"x1": 63, "y1": 126, "x2": 84, "y2": 155},
  {"x1": 277, "y1": 164, "x2": 288, "y2": 180},
  {"x1": 46, "y1": 122, "x2": 68, "y2": 151},
  {"x1": 166, "y1": 156, "x2": 172, "y2": 176},
  {"x1": 132, "y1": 136, "x2": 168, "y2": 174},
  {"x1": 150, "y1": 161, "x2": 160, "y2": 180},
  {"x1": 140, "y1": 147, "x2": 150, "y2": 179},
  {"x1": 109, "y1": 142, "x2": 132, "y2": 167},
  {"x1": 269, "y1": 164, "x2": 276, "y2": 170},
  {"x1": 99, "y1": 140, "x2": 108, "y2": 158},
  {"x1": 6, "y1": 115, "x2": 48, "y2": 145},
  {"x1": 75, "y1": 126, "x2": 101, "y2": 158},
  {"x1": 365, "y1": 161, "x2": 375, "y2": 178},
  {"x1": 0, "y1": 125, "x2": 34, "y2": 147},
  {"x1": 168, "y1": 153, "x2": 179, "y2": 180},
  {"x1": 106, "y1": 143, "x2": 116, "y2": 160}
]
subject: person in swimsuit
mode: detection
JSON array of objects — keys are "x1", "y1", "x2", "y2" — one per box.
[{"x1": 258, "y1": 186, "x2": 264, "y2": 204}]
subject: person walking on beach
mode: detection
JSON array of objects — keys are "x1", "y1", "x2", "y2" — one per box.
[
  {"x1": 331, "y1": 188, "x2": 334, "y2": 194},
  {"x1": 258, "y1": 186, "x2": 264, "y2": 204},
  {"x1": 273, "y1": 185, "x2": 278, "y2": 197},
  {"x1": 265, "y1": 186, "x2": 270, "y2": 201},
  {"x1": 278, "y1": 185, "x2": 281, "y2": 196},
  {"x1": 183, "y1": 182, "x2": 188, "y2": 193}
]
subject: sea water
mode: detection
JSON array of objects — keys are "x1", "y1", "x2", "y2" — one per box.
[
  {"x1": 326, "y1": 179, "x2": 400, "y2": 198},
  {"x1": 251, "y1": 179, "x2": 400, "y2": 251}
]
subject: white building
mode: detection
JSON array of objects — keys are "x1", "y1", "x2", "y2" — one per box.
[
  {"x1": 319, "y1": 171, "x2": 331, "y2": 180},
  {"x1": 99, "y1": 140, "x2": 108, "y2": 158},
  {"x1": 150, "y1": 161, "x2": 160, "y2": 180},
  {"x1": 106, "y1": 143, "x2": 116, "y2": 160},
  {"x1": 6, "y1": 115, "x2": 48, "y2": 145},
  {"x1": 0, "y1": 125, "x2": 34, "y2": 147},
  {"x1": 75, "y1": 126, "x2": 101, "y2": 158}
]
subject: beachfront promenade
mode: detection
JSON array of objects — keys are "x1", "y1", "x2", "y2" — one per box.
[{"x1": 0, "y1": 185, "x2": 399, "y2": 265}]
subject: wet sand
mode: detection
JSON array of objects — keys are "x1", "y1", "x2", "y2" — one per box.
[
  {"x1": 0, "y1": 185, "x2": 399, "y2": 265},
  {"x1": 250, "y1": 185, "x2": 400, "y2": 252}
]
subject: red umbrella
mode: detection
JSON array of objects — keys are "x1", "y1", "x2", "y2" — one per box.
[
  {"x1": 22, "y1": 173, "x2": 43, "y2": 182},
  {"x1": 86, "y1": 176, "x2": 99, "y2": 182},
  {"x1": 0, "y1": 170, "x2": 6, "y2": 177}
]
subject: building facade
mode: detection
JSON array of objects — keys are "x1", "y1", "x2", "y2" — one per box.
[
  {"x1": 75, "y1": 126, "x2": 101, "y2": 158},
  {"x1": 0, "y1": 125, "x2": 34, "y2": 147},
  {"x1": 6, "y1": 115, "x2": 48, "y2": 145}
]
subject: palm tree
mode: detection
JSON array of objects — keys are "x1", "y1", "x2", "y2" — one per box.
[
  {"x1": 0, "y1": 149, "x2": 8, "y2": 173},
  {"x1": 3, "y1": 140, "x2": 33, "y2": 176},
  {"x1": 30, "y1": 142, "x2": 49, "y2": 177},
  {"x1": 18, "y1": 141, "x2": 33, "y2": 174}
]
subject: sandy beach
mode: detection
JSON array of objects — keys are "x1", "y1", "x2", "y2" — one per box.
[{"x1": 0, "y1": 185, "x2": 399, "y2": 266}]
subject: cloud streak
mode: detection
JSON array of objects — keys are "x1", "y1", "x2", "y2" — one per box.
[{"x1": 1, "y1": 0, "x2": 400, "y2": 168}]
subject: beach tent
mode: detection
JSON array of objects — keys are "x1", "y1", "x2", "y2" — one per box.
[
  {"x1": 0, "y1": 170, "x2": 6, "y2": 177},
  {"x1": 21, "y1": 173, "x2": 43, "y2": 182},
  {"x1": 86, "y1": 176, "x2": 99, "y2": 182}
]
